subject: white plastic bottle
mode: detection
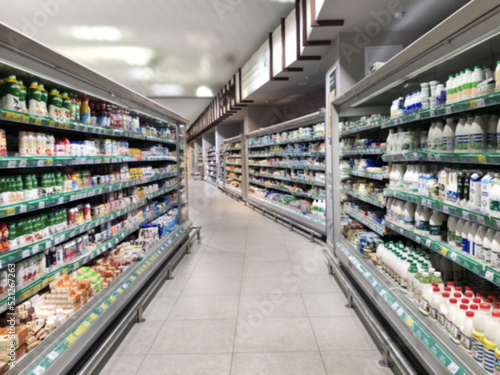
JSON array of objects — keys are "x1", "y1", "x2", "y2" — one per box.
[
  {"x1": 469, "y1": 223, "x2": 479, "y2": 257},
  {"x1": 420, "y1": 207, "x2": 432, "y2": 236},
  {"x1": 403, "y1": 202, "x2": 416, "y2": 229},
  {"x1": 488, "y1": 115, "x2": 499, "y2": 151},
  {"x1": 448, "y1": 216, "x2": 458, "y2": 245},
  {"x1": 484, "y1": 311, "x2": 500, "y2": 372},
  {"x1": 446, "y1": 298, "x2": 459, "y2": 334},
  {"x1": 433, "y1": 120, "x2": 444, "y2": 151},
  {"x1": 429, "y1": 286, "x2": 442, "y2": 321},
  {"x1": 491, "y1": 232, "x2": 500, "y2": 270},
  {"x1": 462, "y1": 221, "x2": 472, "y2": 254},
  {"x1": 442, "y1": 118, "x2": 456, "y2": 152},
  {"x1": 376, "y1": 242, "x2": 385, "y2": 268},
  {"x1": 472, "y1": 303, "x2": 491, "y2": 363},
  {"x1": 429, "y1": 210, "x2": 443, "y2": 240},
  {"x1": 474, "y1": 225, "x2": 488, "y2": 261},
  {"x1": 471, "y1": 66, "x2": 485, "y2": 98},
  {"x1": 469, "y1": 114, "x2": 487, "y2": 152},
  {"x1": 451, "y1": 304, "x2": 469, "y2": 344},
  {"x1": 438, "y1": 292, "x2": 451, "y2": 329},
  {"x1": 462, "y1": 68, "x2": 473, "y2": 100},
  {"x1": 455, "y1": 219, "x2": 465, "y2": 249},
  {"x1": 447, "y1": 170, "x2": 458, "y2": 204},
  {"x1": 484, "y1": 229, "x2": 496, "y2": 264},
  {"x1": 462, "y1": 310, "x2": 475, "y2": 351},
  {"x1": 414, "y1": 205, "x2": 423, "y2": 234},
  {"x1": 427, "y1": 122, "x2": 436, "y2": 151},
  {"x1": 455, "y1": 116, "x2": 467, "y2": 153}
]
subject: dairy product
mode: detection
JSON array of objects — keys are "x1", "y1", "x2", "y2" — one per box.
[
  {"x1": 448, "y1": 216, "x2": 458, "y2": 245},
  {"x1": 474, "y1": 225, "x2": 488, "y2": 261},
  {"x1": 490, "y1": 177, "x2": 500, "y2": 219},
  {"x1": 473, "y1": 303, "x2": 492, "y2": 363},
  {"x1": 470, "y1": 114, "x2": 487, "y2": 152},
  {"x1": 446, "y1": 298, "x2": 459, "y2": 334},
  {"x1": 484, "y1": 229, "x2": 496, "y2": 263},
  {"x1": 492, "y1": 232, "x2": 500, "y2": 270},
  {"x1": 470, "y1": 171, "x2": 484, "y2": 212},
  {"x1": 462, "y1": 220, "x2": 471, "y2": 254},
  {"x1": 455, "y1": 116, "x2": 468, "y2": 153},
  {"x1": 429, "y1": 286, "x2": 441, "y2": 321},
  {"x1": 482, "y1": 172, "x2": 496, "y2": 216},
  {"x1": 438, "y1": 292, "x2": 451, "y2": 329},
  {"x1": 484, "y1": 311, "x2": 500, "y2": 372},
  {"x1": 429, "y1": 210, "x2": 442, "y2": 240},
  {"x1": 451, "y1": 304, "x2": 468, "y2": 344},
  {"x1": 487, "y1": 115, "x2": 499, "y2": 151},
  {"x1": 442, "y1": 118, "x2": 456, "y2": 152},
  {"x1": 462, "y1": 311, "x2": 475, "y2": 351}
]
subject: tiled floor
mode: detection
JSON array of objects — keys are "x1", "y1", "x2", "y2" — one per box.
[{"x1": 101, "y1": 180, "x2": 393, "y2": 375}]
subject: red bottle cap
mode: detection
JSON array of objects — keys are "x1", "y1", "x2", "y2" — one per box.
[
  {"x1": 454, "y1": 293, "x2": 462, "y2": 299},
  {"x1": 480, "y1": 303, "x2": 491, "y2": 310},
  {"x1": 450, "y1": 298, "x2": 458, "y2": 304},
  {"x1": 466, "y1": 311, "x2": 475, "y2": 317},
  {"x1": 442, "y1": 292, "x2": 450, "y2": 298},
  {"x1": 485, "y1": 298, "x2": 494, "y2": 304},
  {"x1": 461, "y1": 299, "x2": 470, "y2": 304},
  {"x1": 460, "y1": 305, "x2": 468, "y2": 310},
  {"x1": 493, "y1": 310, "x2": 500, "y2": 318},
  {"x1": 464, "y1": 292, "x2": 474, "y2": 298},
  {"x1": 470, "y1": 305, "x2": 479, "y2": 310},
  {"x1": 433, "y1": 287, "x2": 440, "y2": 292}
]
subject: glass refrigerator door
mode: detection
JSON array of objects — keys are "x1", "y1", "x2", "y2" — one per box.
[{"x1": 178, "y1": 126, "x2": 189, "y2": 223}]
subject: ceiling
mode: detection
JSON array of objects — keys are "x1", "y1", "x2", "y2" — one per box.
[{"x1": 0, "y1": 0, "x2": 295, "y2": 97}]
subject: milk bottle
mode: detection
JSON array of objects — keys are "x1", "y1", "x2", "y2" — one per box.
[
  {"x1": 484, "y1": 229, "x2": 497, "y2": 264},
  {"x1": 469, "y1": 223, "x2": 479, "y2": 257},
  {"x1": 462, "y1": 311, "x2": 475, "y2": 351},
  {"x1": 488, "y1": 115, "x2": 499, "y2": 151},
  {"x1": 470, "y1": 114, "x2": 487, "y2": 152},
  {"x1": 446, "y1": 298, "x2": 459, "y2": 334},
  {"x1": 438, "y1": 292, "x2": 451, "y2": 329},
  {"x1": 448, "y1": 216, "x2": 458, "y2": 245},
  {"x1": 429, "y1": 286, "x2": 442, "y2": 321},
  {"x1": 442, "y1": 118, "x2": 456, "y2": 152},
  {"x1": 484, "y1": 311, "x2": 500, "y2": 372},
  {"x1": 451, "y1": 304, "x2": 468, "y2": 344},
  {"x1": 472, "y1": 303, "x2": 492, "y2": 363},
  {"x1": 475, "y1": 225, "x2": 488, "y2": 261},
  {"x1": 483, "y1": 172, "x2": 496, "y2": 216},
  {"x1": 492, "y1": 232, "x2": 500, "y2": 270}
]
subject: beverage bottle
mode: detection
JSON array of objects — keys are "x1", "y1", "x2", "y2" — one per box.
[
  {"x1": 80, "y1": 98, "x2": 91, "y2": 125},
  {"x1": 27, "y1": 81, "x2": 43, "y2": 116},
  {"x1": 47, "y1": 89, "x2": 62, "y2": 120},
  {"x1": 18, "y1": 80, "x2": 27, "y2": 113},
  {"x1": 2, "y1": 75, "x2": 20, "y2": 111},
  {"x1": 484, "y1": 310, "x2": 500, "y2": 372},
  {"x1": 61, "y1": 92, "x2": 71, "y2": 121}
]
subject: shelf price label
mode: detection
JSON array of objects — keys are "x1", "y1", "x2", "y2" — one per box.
[{"x1": 64, "y1": 334, "x2": 77, "y2": 346}]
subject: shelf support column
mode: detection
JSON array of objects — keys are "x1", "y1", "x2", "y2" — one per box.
[{"x1": 379, "y1": 344, "x2": 395, "y2": 368}]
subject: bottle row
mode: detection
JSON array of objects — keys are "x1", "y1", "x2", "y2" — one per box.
[
  {"x1": 249, "y1": 168, "x2": 326, "y2": 185},
  {"x1": 388, "y1": 164, "x2": 500, "y2": 217},
  {"x1": 0, "y1": 209, "x2": 178, "y2": 359},
  {"x1": 339, "y1": 114, "x2": 387, "y2": 134},
  {"x1": 389, "y1": 64, "x2": 499, "y2": 118},
  {"x1": 386, "y1": 113, "x2": 500, "y2": 154},
  {"x1": 342, "y1": 180, "x2": 384, "y2": 204},
  {"x1": 248, "y1": 123, "x2": 325, "y2": 147},
  {"x1": 340, "y1": 158, "x2": 387, "y2": 176},
  {"x1": 0, "y1": 75, "x2": 176, "y2": 139},
  {"x1": 250, "y1": 157, "x2": 325, "y2": 169},
  {"x1": 339, "y1": 138, "x2": 385, "y2": 153},
  {"x1": 248, "y1": 176, "x2": 326, "y2": 198},
  {"x1": 14, "y1": 131, "x2": 174, "y2": 158},
  {"x1": 0, "y1": 164, "x2": 177, "y2": 206},
  {"x1": 249, "y1": 142, "x2": 325, "y2": 157}
]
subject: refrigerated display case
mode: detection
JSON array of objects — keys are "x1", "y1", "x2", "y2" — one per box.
[
  {"x1": 330, "y1": 3, "x2": 500, "y2": 374},
  {"x1": 245, "y1": 111, "x2": 326, "y2": 236},
  {"x1": 222, "y1": 135, "x2": 244, "y2": 198},
  {"x1": 0, "y1": 23, "x2": 193, "y2": 374}
]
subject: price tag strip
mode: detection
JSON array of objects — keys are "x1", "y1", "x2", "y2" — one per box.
[{"x1": 25, "y1": 225, "x2": 187, "y2": 375}]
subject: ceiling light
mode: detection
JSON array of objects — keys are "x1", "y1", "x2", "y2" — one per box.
[
  {"x1": 70, "y1": 26, "x2": 122, "y2": 41},
  {"x1": 129, "y1": 68, "x2": 153, "y2": 80},
  {"x1": 196, "y1": 86, "x2": 214, "y2": 97}
]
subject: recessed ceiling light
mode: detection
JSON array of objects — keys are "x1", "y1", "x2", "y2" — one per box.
[
  {"x1": 196, "y1": 86, "x2": 214, "y2": 97},
  {"x1": 151, "y1": 84, "x2": 185, "y2": 96},
  {"x1": 70, "y1": 26, "x2": 122, "y2": 41}
]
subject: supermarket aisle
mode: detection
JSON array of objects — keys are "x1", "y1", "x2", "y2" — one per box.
[{"x1": 101, "y1": 180, "x2": 391, "y2": 375}]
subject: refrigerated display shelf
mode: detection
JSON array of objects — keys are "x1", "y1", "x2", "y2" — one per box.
[
  {"x1": 384, "y1": 218, "x2": 500, "y2": 288},
  {"x1": 0, "y1": 201, "x2": 179, "y2": 315},
  {"x1": 225, "y1": 162, "x2": 242, "y2": 166},
  {"x1": 340, "y1": 148, "x2": 384, "y2": 156},
  {"x1": 248, "y1": 151, "x2": 325, "y2": 158},
  {"x1": 341, "y1": 189, "x2": 385, "y2": 208},
  {"x1": 248, "y1": 163, "x2": 325, "y2": 171},
  {"x1": 339, "y1": 120, "x2": 383, "y2": 136},
  {"x1": 247, "y1": 193, "x2": 325, "y2": 229},
  {"x1": 0, "y1": 172, "x2": 177, "y2": 219},
  {"x1": 336, "y1": 238, "x2": 482, "y2": 375},
  {"x1": 249, "y1": 172, "x2": 325, "y2": 187},
  {"x1": 341, "y1": 169, "x2": 388, "y2": 180},
  {"x1": 0, "y1": 184, "x2": 177, "y2": 269},
  {"x1": 226, "y1": 176, "x2": 242, "y2": 182},
  {"x1": 225, "y1": 147, "x2": 241, "y2": 151},
  {"x1": 344, "y1": 208, "x2": 386, "y2": 236},
  {"x1": 380, "y1": 92, "x2": 500, "y2": 130},
  {"x1": 207, "y1": 173, "x2": 217, "y2": 178},
  {"x1": 0, "y1": 108, "x2": 177, "y2": 145},
  {"x1": 248, "y1": 135, "x2": 325, "y2": 149},
  {"x1": 384, "y1": 188, "x2": 500, "y2": 231},
  {"x1": 0, "y1": 155, "x2": 177, "y2": 169},
  {"x1": 24, "y1": 221, "x2": 190, "y2": 375},
  {"x1": 224, "y1": 184, "x2": 242, "y2": 196},
  {"x1": 249, "y1": 180, "x2": 324, "y2": 200},
  {"x1": 383, "y1": 150, "x2": 500, "y2": 165}
]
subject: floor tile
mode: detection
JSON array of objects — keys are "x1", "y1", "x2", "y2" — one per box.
[
  {"x1": 120, "y1": 321, "x2": 164, "y2": 355},
  {"x1": 182, "y1": 276, "x2": 242, "y2": 296},
  {"x1": 322, "y1": 350, "x2": 393, "y2": 375},
  {"x1": 296, "y1": 274, "x2": 343, "y2": 294},
  {"x1": 100, "y1": 355, "x2": 144, "y2": 375},
  {"x1": 243, "y1": 261, "x2": 293, "y2": 276},
  {"x1": 302, "y1": 293, "x2": 353, "y2": 317},
  {"x1": 149, "y1": 319, "x2": 236, "y2": 354},
  {"x1": 310, "y1": 317, "x2": 373, "y2": 351},
  {"x1": 169, "y1": 295, "x2": 239, "y2": 320},
  {"x1": 239, "y1": 294, "x2": 308, "y2": 319},
  {"x1": 191, "y1": 262, "x2": 244, "y2": 279},
  {"x1": 137, "y1": 354, "x2": 231, "y2": 375},
  {"x1": 143, "y1": 296, "x2": 178, "y2": 321},
  {"x1": 231, "y1": 352, "x2": 327, "y2": 375},
  {"x1": 241, "y1": 275, "x2": 299, "y2": 295},
  {"x1": 234, "y1": 317, "x2": 319, "y2": 353}
]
